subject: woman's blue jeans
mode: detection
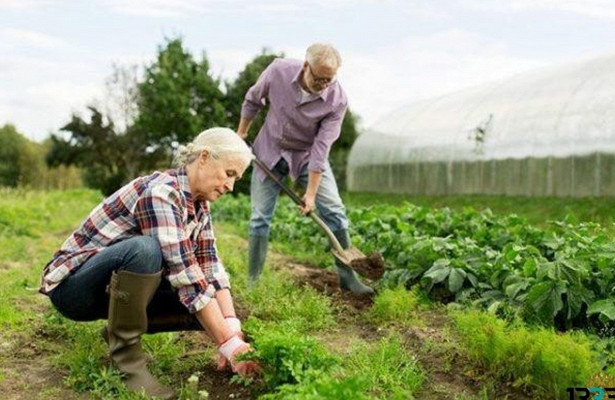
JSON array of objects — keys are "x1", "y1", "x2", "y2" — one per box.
[{"x1": 48, "y1": 236, "x2": 188, "y2": 322}]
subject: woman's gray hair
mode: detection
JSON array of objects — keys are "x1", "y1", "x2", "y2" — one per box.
[
  {"x1": 174, "y1": 127, "x2": 254, "y2": 167},
  {"x1": 305, "y1": 43, "x2": 342, "y2": 69}
]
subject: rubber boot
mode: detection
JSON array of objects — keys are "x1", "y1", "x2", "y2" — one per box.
[
  {"x1": 248, "y1": 235, "x2": 268, "y2": 282},
  {"x1": 107, "y1": 270, "x2": 174, "y2": 399},
  {"x1": 332, "y1": 229, "x2": 375, "y2": 296}
]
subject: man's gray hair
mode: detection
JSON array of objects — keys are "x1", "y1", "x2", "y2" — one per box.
[
  {"x1": 174, "y1": 127, "x2": 254, "y2": 167},
  {"x1": 305, "y1": 43, "x2": 342, "y2": 69}
]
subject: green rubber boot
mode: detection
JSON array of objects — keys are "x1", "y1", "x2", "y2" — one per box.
[
  {"x1": 249, "y1": 235, "x2": 268, "y2": 282},
  {"x1": 106, "y1": 270, "x2": 174, "y2": 399}
]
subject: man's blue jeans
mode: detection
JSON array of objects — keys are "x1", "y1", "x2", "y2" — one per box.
[
  {"x1": 249, "y1": 159, "x2": 349, "y2": 237},
  {"x1": 48, "y1": 236, "x2": 188, "y2": 322}
]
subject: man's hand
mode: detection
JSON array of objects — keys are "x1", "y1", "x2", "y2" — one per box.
[
  {"x1": 300, "y1": 193, "x2": 316, "y2": 215},
  {"x1": 301, "y1": 171, "x2": 322, "y2": 215}
]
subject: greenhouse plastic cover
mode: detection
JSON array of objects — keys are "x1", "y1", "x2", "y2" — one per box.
[{"x1": 348, "y1": 52, "x2": 615, "y2": 169}]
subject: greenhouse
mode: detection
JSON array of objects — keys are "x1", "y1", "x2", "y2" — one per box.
[{"x1": 347, "y1": 52, "x2": 615, "y2": 197}]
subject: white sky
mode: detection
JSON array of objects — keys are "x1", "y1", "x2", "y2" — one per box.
[{"x1": 2, "y1": 0, "x2": 615, "y2": 141}]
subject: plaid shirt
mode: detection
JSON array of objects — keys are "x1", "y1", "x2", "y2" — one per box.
[{"x1": 40, "y1": 168, "x2": 230, "y2": 314}]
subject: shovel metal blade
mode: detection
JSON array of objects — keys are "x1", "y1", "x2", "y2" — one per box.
[
  {"x1": 332, "y1": 247, "x2": 386, "y2": 280},
  {"x1": 331, "y1": 246, "x2": 368, "y2": 267}
]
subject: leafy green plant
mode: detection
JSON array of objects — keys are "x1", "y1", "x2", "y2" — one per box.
[
  {"x1": 242, "y1": 319, "x2": 340, "y2": 390},
  {"x1": 214, "y1": 195, "x2": 615, "y2": 331},
  {"x1": 260, "y1": 372, "x2": 373, "y2": 400}
]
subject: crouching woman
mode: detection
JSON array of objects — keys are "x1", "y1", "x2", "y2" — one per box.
[{"x1": 40, "y1": 127, "x2": 259, "y2": 399}]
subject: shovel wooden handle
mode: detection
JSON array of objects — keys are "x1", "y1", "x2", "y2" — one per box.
[{"x1": 252, "y1": 157, "x2": 346, "y2": 254}]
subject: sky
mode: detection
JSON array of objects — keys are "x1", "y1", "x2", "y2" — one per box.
[{"x1": 2, "y1": 0, "x2": 615, "y2": 142}]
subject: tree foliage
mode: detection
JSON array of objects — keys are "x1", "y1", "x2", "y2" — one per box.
[
  {"x1": 330, "y1": 110, "x2": 360, "y2": 190},
  {"x1": 0, "y1": 124, "x2": 28, "y2": 187},
  {"x1": 134, "y1": 38, "x2": 228, "y2": 169},
  {"x1": 45, "y1": 38, "x2": 361, "y2": 195},
  {"x1": 224, "y1": 48, "x2": 282, "y2": 140},
  {"x1": 47, "y1": 107, "x2": 132, "y2": 195},
  {"x1": 0, "y1": 124, "x2": 45, "y2": 187},
  {"x1": 0, "y1": 124, "x2": 81, "y2": 189}
]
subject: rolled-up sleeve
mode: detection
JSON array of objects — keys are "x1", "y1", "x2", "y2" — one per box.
[
  {"x1": 241, "y1": 61, "x2": 275, "y2": 120},
  {"x1": 308, "y1": 104, "x2": 347, "y2": 173},
  {"x1": 134, "y1": 185, "x2": 213, "y2": 314},
  {"x1": 194, "y1": 209, "x2": 230, "y2": 291}
]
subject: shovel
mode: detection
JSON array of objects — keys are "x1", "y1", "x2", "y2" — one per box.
[{"x1": 252, "y1": 157, "x2": 385, "y2": 280}]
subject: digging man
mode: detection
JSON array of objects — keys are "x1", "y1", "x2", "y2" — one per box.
[{"x1": 237, "y1": 43, "x2": 374, "y2": 296}]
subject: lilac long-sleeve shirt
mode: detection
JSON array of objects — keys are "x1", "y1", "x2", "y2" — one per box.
[{"x1": 241, "y1": 58, "x2": 348, "y2": 181}]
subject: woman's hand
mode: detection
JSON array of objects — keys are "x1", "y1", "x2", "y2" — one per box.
[{"x1": 217, "y1": 336, "x2": 261, "y2": 377}]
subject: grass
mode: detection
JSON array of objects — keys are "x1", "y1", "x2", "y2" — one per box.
[
  {"x1": 365, "y1": 286, "x2": 427, "y2": 328},
  {"x1": 0, "y1": 189, "x2": 103, "y2": 330},
  {"x1": 216, "y1": 228, "x2": 337, "y2": 334},
  {"x1": 3, "y1": 188, "x2": 614, "y2": 399},
  {"x1": 344, "y1": 333, "x2": 424, "y2": 399}
]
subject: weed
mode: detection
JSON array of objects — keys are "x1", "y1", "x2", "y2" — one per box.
[
  {"x1": 366, "y1": 286, "x2": 425, "y2": 328},
  {"x1": 452, "y1": 309, "x2": 598, "y2": 398}
]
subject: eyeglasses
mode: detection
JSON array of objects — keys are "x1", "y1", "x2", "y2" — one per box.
[{"x1": 307, "y1": 63, "x2": 336, "y2": 85}]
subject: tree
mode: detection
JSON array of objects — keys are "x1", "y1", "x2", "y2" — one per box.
[
  {"x1": 43, "y1": 39, "x2": 362, "y2": 195},
  {"x1": 101, "y1": 63, "x2": 140, "y2": 138},
  {"x1": 0, "y1": 124, "x2": 26, "y2": 187},
  {"x1": 134, "y1": 37, "x2": 228, "y2": 170},
  {"x1": 46, "y1": 107, "x2": 133, "y2": 195},
  {"x1": 0, "y1": 124, "x2": 37, "y2": 187},
  {"x1": 46, "y1": 38, "x2": 231, "y2": 195}
]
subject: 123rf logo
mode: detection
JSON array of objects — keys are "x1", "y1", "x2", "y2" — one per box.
[{"x1": 567, "y1": 388, "x2": 615, "y2": 399}]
